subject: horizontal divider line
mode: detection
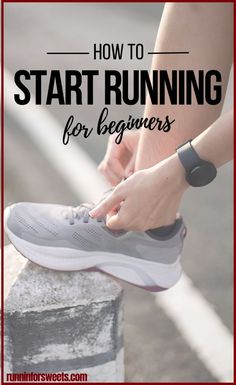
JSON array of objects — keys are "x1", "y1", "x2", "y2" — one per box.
[
  {"x1": 148, "y1": 51, "x2": 189, "y2": 54},
  {"x1": 47, "y1": 51, "x2": 189, "y2": 55},
  {"x1": 47, "y1": 52, "x2": 90, "y2": 55}
]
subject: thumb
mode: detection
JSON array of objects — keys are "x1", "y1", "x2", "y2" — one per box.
[
  {"x1": 106, "y1": 212, "x2": 124, "y2": 230},
  {"x1": 106, "y1": 200, "x2": 129, "y2": 230},
  {"x1": 89, "y1": 188, "x2": 125, "y2": 218}
]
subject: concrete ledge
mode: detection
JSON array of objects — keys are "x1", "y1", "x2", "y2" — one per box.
[{"x1": 4, "y1": 245, "x2": 124, "y2": 382}]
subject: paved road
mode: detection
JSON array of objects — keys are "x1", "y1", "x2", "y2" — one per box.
[{"x1": 4, "y1": 3, "x2": 233, "y2": 382}]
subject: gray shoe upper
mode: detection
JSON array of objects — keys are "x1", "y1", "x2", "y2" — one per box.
[{"x1": 6, "y1": 202, "x2": 186, "y2": 265}]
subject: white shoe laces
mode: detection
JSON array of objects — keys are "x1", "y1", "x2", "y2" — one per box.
[{"x1": 62, "y1": 203, "x2": 103, "y2": 225}]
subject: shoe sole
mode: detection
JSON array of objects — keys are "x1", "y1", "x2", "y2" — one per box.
[{"x1": 4, "y1": 211, "x2": 182, "y2": 292}]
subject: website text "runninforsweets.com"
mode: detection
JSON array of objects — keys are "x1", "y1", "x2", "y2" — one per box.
[{"x1": 6, "y1": 372, "x2": 88, "y2": 382}]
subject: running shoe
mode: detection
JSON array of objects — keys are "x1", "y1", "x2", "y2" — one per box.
[{"x1": 4, "y1": 202, "x2": 186, "y2": 291}]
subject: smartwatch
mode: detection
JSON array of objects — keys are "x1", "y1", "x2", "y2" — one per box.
[{"x1": 176, "y1": 140, "x2": 217, "y2": 187}]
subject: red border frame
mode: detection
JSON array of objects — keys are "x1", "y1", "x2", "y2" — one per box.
[
  {"x1": 1, "y1": 1, "x2": 235, "y2": 384},
  {"x1": 1, "y1": 0, "x2": 4, "y2": 382}
]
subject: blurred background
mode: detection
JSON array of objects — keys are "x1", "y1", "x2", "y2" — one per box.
[{"x1": 4, "y1": 3, "x2": 233, "y2": 382}]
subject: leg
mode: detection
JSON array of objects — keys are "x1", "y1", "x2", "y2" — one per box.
[{"x1": 135, "y1": 3, "x2": 233, "y2": 171}]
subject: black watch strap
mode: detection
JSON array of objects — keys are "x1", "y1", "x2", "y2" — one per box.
[
  {"x1": 176, "y1": 139, "x2": 217, "y2": 187},
  {"x1": 176, "y1": 140, "x2": 202, "y2": 172}
]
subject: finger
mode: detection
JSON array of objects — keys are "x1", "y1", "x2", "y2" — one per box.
[
  {"x1": 100, "y1": 157, "x2": 125, "y2": 180},
  {"x1": 104, "y1": 158, "x2": 124, "y2": 181},
  {"x1": 108, "y1": 135, "x2": 132, "y2": 170},
  {"x1": 98, "y1": 161, "x2": 122, "y2": 185},
  {"x1": 124, "y1": 153, "x2": 136, "y2": 178},
  {"x1": 89, "y1": 189, "x2": 125, "y2": 218},
  {"x1": 106, "y1": 211, "x2": 126, "y2": 230},
  {"x1": 106, "y1": 198, "x2": 132, "y2": 230},
  {"x1": 104, "y1": 167, "x2": 122, "y2": 186},
  {"x1": 123, "y1": 131, "x2": 140, "y2": 152},
  {"x1": 97, "y1": 161, "x2": 104, "y2": 172}
]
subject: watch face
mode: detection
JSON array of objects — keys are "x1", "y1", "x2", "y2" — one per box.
[{"x1": 187, "y1": 163, "x2": 217, "y2": 187}]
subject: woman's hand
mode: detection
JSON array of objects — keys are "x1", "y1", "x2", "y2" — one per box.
[
  {"x1": 90, "y1": 154, "x2": 189, "y2": 231},
  {"x1": 98, "y1": 131, "x2": 140, "y2": 186}
]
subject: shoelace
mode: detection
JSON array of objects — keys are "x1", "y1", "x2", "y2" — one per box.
[{"x1": 62, "y1": 203, "x2": 104, "y2": 225}]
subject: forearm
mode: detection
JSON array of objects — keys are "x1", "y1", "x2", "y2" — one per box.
[
  {"x1": 192, "y1": 109, "x2": 233, "y2": 168},
  {"x1": 153, "y1": 109, "x2": 233, "y2": 194},
  {"x1": 136, "y1": 2, "x2": 233, "y2": 169}
]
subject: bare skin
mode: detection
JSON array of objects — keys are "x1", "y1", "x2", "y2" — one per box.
[
  {"x1": 136, "y1": 2, "x2": 233, "y2": 170},
  {"x1": 93, "y1": 3, "x2": 233, "y2": 231},
  {"x1": 98, "y1": 131, "x2": 139, "y2": 185},
  {"x1": 90, "y1": 110, "x2": 233, "y2": 231}
]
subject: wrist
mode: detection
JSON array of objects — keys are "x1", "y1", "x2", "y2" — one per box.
[
  {"x1": 164, "y1": 153, "x2": 189, "y2": 191},
  {"x1": 151, "y1": 152, "x2": 189, "y2": 191}
]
